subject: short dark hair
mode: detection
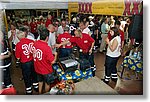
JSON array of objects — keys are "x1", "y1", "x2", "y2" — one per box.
[
  {"x1": 10, "y1": 22, "x2": 16, "y2": 27},
  {"x1": 115, "y1": 20, "x2": 121, "y2": 26},
  {"x1": 38, "y1": 26, "x2": 49, "y2": 40},
  {"x1": 61, "y1": 18, "x2": 66, "y2": 22},
  {"x1": 64, "y1": 27, "x2": 70, "y2": 32},
  {"x1": 79, "y1": 21, "x2": 86, "y2": 26}
]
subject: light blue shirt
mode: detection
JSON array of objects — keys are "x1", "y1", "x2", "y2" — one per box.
[{"x1": 101, "y1": 22, "x2": 110, "y2": 34}]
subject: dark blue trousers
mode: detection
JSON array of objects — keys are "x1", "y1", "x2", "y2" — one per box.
[
  {"x1": 21, "y1": 60, "x2": 38, "y2": 93},
  {"x1": 104, "y1": 55, "x2": 119, "y2": 80}
]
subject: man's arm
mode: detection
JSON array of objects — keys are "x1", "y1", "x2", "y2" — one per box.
[
  {"x1": 0, "y1": 51, "x2": 11, "y2": 60},
  {"x1": 89, "y1": 41, "x2": 95, "y2": 54}
]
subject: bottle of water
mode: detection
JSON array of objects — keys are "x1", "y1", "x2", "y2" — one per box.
[
  {"x1": 129, "y1": 50, "x2": 133, "y2": 57},
  {"x1": 133, "y1": 48, "x2": 138, "y2": 59},
  {"x1": 137, "y1": 52, "x2": 141, "y2": 60}
]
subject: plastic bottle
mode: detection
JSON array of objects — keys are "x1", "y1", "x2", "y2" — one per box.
[
  {"x1": 133, "y1": 48, "x2": 138, "y2": 58},
  {"x1": 129, "y1": 50, "x2": 133, "y2": 57}
]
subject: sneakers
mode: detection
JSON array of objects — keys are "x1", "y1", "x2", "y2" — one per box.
[
  {"x1": 33, "y1": 88, "x2": 39, "y2": 93},
  {"x1": 101, "y1": 79, "x2": 109, "y2": 84},
  {"x1": 111, "y1": 78, "x2": 118, "y2": 82},
  {"x1": 26, "y1": 92, "x2": 32, "y2": 95}
]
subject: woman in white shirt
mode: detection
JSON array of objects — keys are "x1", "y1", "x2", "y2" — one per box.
[{"x1": 102, "y1": 27, "x2": 121, "y2": 84}]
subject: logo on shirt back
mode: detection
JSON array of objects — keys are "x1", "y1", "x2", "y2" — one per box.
[
  {"x1": 22, "y1": 43, "x2": 34, "y2": 55},
  {"x1": 32, "y1": 47, "x2": 43, "y2": 61},
  {"x1": 61, "y1": 38, "x2": 71, "y2": 47}
]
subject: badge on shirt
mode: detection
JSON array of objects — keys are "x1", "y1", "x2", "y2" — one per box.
[
  {"x1": 27, "y1": 56, "x2": 30, "y2": 59},
  {"x1": 84, "y1": 40, "x2": 88, "y2": 43}
]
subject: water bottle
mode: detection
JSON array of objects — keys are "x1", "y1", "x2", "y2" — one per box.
[
  {"x1": 129, "y1": 50, "x2": 133, "y2": 57},
  {"x1": 137, "y1": 52, "x2": 141, "y2": 60},
  {"x1": 133, "y1": 48, "x2": 138, "y2": 58}
]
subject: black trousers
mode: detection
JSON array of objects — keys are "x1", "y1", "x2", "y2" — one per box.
[
  {"x1": 104, "y1": 55, "x2": 119, "y2": 80},
  {"x1": 79, "y1": 52, "x2": 95, "y2": 67},
  {"x1": 21, "y1": 61, "x2": 38, "y2": 93},
  {"x1": 2, "y1": 65, "x2": 12, "y2": 88},
  {"x1": 79, "y1": 52, "x2": 96, "y2": 76}
]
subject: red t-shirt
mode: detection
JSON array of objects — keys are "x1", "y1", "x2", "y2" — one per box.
[
  {"x1": 30, "y1": 22, "x2": 37, "y2": 33},
  {"x1": 15, "y1": 38, "x2": 34, "y2": 63},
  {"x1": 37, "y1": 21, "x2": 45, "y2": 25},
  {"x1": 45, "y1": 18, "x2": 52, "y2": 28},
  {"x1": 70, "y1": 33, "x2": 95, "y2": 53},
  {"x1": 33, "y1": 40, "x2": 54, "y2": 75},
  {"x1": 108, "y1": 29, "x2": 124, "y2": 42},
  {"x1": 57, "y1": 32, "x2": 72, "y2": 49}
]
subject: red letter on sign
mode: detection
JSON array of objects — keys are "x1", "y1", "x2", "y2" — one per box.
[
  {"x1": 81, "y1": 2, "x2": 84, "y2": 13},
  {"x1": 131, "y1": 0, "x2": 141, "y2": 15},
  {"x1": 123, "y1": 0, "x2": 131, "y2": 15},
  {"x1": 85, "y1": 3, "x2": 88, "y2": 13},
  {"x1": 89, "y1": 2, "x2": 92, "y2": 13},
  {"x1": 79, "y1": 2, "x2": 81, "y2": 12}
]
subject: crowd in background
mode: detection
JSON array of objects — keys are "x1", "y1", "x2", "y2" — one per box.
[{"x1": 0, "y1": 12, "x2": 136, "y2": 94}]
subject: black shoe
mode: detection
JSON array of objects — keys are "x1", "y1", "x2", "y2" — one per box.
[
  {"x1": 111, "y1": 78, "x2": 118, "y2": 82},
  {"x1": 34, "y1": 88, "x2": 39, "y2": 92},
  {"x1": 101, "y1": 79, "x2": 109, "y2": 84},
  {"x1": 26, "y1": 92, "x2": 32, "y2": 95}
]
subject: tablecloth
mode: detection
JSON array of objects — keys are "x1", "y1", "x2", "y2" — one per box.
[{"x1": 52, "y1": 64, "x2": 93, "y2": 82}]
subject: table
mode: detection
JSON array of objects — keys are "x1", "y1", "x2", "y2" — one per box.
[
  {"x1": 53, "y1": 64, "x2": 93, "y2": 81},
  {"x1": 121, "y1": 56, "x2": 143, "y2": 78},
  {"x1": 45, "y1": 76, "x2": 119, "y2": 95},
  {"x1": 74, "y1": 76, "x2": 119, "y2": 95}
]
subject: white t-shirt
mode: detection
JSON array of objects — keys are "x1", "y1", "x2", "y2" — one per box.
[
  {"x1": 48, "y1": 32, "x2": 56, "y2": 54},
  {"x1": 57, "y1": 25, "x2": 70, "y2": 35},
  {"x1": 27, "y1": 32, "x2": 35, "y2": 41},
  {"x1": 8, "y1": 29, "x2": 20, "y2": 45},
  {"x1": 106, "y1": 36, "x2": 121, "y2": 57},
  {"x1": 82, "y1": 27, "x2": 91, "y2": 36}
]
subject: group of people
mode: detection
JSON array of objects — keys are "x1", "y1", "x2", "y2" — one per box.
[{"x1": 0, "y1": 13, "x2": 131, "y2": 94}]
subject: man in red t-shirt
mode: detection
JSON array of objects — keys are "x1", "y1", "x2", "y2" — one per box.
[
  {"x1": 15, "y1": 27, "x2": 38, "y2": 95},
  {"x1": 57, "y1": 27, "x2": 73, "y2": 58},
  {"x1": 30, "y1": 17, "x2": 38, "y2": 39},
  {"x1": 55, "y1": 29, "x2": 96, "y2": 76},
  {"x1": 45, "y1": 14, "x2": 52, "y2": 28},
  {"x1": 33, "y1": 27, "x2": 57, "y2": 94}
]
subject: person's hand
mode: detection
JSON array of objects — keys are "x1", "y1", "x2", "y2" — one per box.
[
  {"x1": 11, "y1": 30, "x2": 15, "y2": 36},
  {"x1": 8, "y1": 51, "x2": 11, "y2": 57},
  {"x1": 53, "y1": 51, "x2": 58, "y2": 56},
  {"x1": 54, "y1": 44, "x2": 61, "y2": 48},
  {"x1": 89, "y1": 48, "x2": 92, "y2": 55}
]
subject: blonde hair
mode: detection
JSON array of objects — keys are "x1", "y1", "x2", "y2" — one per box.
[{"x1": 17, "y1": 31, "x2": 25, "y2": 40}]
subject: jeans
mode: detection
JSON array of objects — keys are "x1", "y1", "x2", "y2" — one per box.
[
  {"x1": 59, "y1": 48, "x2": 72, "y2": 58},
  {"x1": 104, "y1": 55, "x2": 119, "y2": 80},
  {"x1": 21, "y1": 61, "x2": 38, "y2": 93}
]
